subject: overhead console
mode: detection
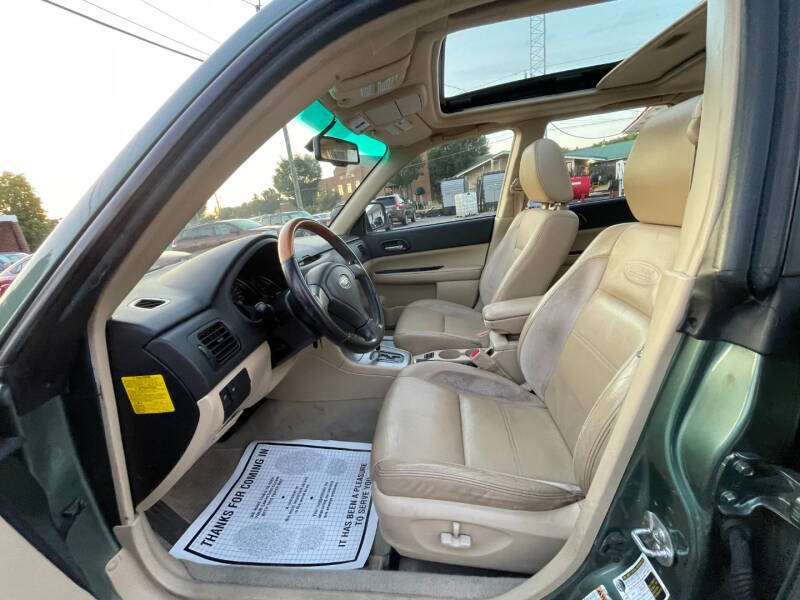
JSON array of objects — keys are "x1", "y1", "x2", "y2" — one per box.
[{"x1": 339, "y1": 85, "x2": 429, "y2": 140}]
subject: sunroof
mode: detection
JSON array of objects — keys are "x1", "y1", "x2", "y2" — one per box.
[{"x1": 442, "y1": 0, "x2": 700, "y2": 99}]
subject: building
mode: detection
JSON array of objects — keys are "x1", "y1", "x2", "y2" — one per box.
[
  {"x1": 563, "y1": 139, "x2": 635, "y2": 178},
  {"x1": 318, "y1": 163, "x2": 368, "y2": 202},
  {"x1": 451, "y1": 150, "x2": 510, "y2": 191},
  {"x1": 0, "y1": 215, "x2": 29, "y2": 253}
]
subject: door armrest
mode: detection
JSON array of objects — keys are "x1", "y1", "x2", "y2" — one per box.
[{"x1": 482, "y1": 296, "x2": 543, "y2": 335}]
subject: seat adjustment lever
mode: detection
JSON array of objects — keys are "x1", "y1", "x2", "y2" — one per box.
[{"x1": 440, "y1": 521, "x2": 471, "y2": 549}]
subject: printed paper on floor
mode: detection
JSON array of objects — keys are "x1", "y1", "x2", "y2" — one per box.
[{"x1": 170, "y1": 440, "x2": 377, "y2": 569}]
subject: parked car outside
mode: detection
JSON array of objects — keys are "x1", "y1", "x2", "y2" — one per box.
[
  {"x1": 171, "y1": 218, "x2": 267, "y2": 253},
  {"x1": 327, "y1": 203, "x2": 344, "y2": 226},
  {"x1": 0, "y1": 254, "x2": 30, "y2": 297},
  {"x1": 374, "y1": 194, "x2": 416, "y2": 225},
  {"x1": 311, "y1": 212, "x2": 328, "y2": 223},
  {"x1": 0, "y1": 252, "x2": 28, "y2": 271},
  {"x1": 262, "y1": 210, "x2": 313, "y2": 227}
]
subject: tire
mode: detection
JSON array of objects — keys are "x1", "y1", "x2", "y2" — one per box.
[
  {"x1": 386, "y1": 219, "x2": 393, "y2": 231},
  {"x1": 411, "y1": 210, "x2": 416, "y2": 222},
  {"x1": 403, "y1": 212, "x2": 410, "y2": 226}
]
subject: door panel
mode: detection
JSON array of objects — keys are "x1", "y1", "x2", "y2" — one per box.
[
  {"x1": 364, "y1": 224, "x2": 491, "y2": 327},
  {"x1": 361, "y1": 214, "x2": 494, "y2": 258}
]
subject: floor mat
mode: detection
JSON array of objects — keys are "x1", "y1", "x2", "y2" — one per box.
[
  {"x1": 170, "y1": 440, "x2": 377, "y2": 570},
  {"x1": 146, "y1": 501, "x2": 190, "y2": 546}
]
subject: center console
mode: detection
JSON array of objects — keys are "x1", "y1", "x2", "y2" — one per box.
[
  {"x1": 344, "y1": 337, "x2": 411, "y2": 369},
  {"x1": 408, "y1": 295, "x2": 544, "y2": 383},
  {"x1": 413, "y1": 348, "x2": 474, "y2": 365}
]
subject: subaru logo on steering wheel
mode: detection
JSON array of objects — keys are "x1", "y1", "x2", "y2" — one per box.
[{"x1": 338, "y1": 274, "x2": 352, "y2": 289}]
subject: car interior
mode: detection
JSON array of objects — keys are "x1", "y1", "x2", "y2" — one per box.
[{"x1": 77, "y1": 0, "x2": 746, "y2": 597}]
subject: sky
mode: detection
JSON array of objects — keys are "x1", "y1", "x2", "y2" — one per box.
[
  {"x1": 1, "y1": 0, "x2": 696, "y2": 220},
  {"x1": 445, "y1": 0, "x2": 699, "y2": 147}
]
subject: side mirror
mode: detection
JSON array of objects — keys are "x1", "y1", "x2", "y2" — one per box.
[
  {"x1": 365, "y1": 202, "x2": 392, "y2": 232},
  {"x1": 313, "y1": 135, "x2": 360, "y2": 166}
]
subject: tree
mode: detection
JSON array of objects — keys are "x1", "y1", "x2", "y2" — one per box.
[
  {"x1": 312, "y1": 188, "x2": 341, "y2": 213},
  {"x1": 253, "y1": 188, "x2": 281, "y2": 215},
  {"x1": 386, "y1": 155, "x2": 423, "y2": 200},
  {"x1": 0, "y1": 172, "x2": 54, "y2": 250},
  {"x1": 427, "y1": 136, "x2": 489, "y2": 200},
  {"x1": 273, "y1": 154, "x2": 321, "y2": 208}
]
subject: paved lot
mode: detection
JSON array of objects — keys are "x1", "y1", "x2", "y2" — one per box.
[{"x1": 387, "y1": 212, "x2": 496, "y2": 231}]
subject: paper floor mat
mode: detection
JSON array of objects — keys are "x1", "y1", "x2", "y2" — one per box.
[{"x1": 170, "y1": 440, "x2": 377, "y2": 569}]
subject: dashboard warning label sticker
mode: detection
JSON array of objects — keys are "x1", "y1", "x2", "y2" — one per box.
[
  {"x1": 613, "y1": 554, "x2": 670, "y2": 600},
  {"x1": 121, "y1": 374, "x2": 175, "y2": 414}
]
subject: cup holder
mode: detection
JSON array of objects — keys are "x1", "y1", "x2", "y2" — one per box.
[{"x1": 414, "y1": 348, "x2": 473, "y2": 364}]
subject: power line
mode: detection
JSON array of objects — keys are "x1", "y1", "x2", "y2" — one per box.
[
  {"x1": 76, "y1": 0, "x2": 210, "y2": 56},
  {"x1": 550, "y1": 116, "x2": 640, "y2": 130},
  {"x1": 547, "y1": 121, "x2": 634, "y2": 140},
  {"x1": 41, "y1": 0, "x2": 204, "y2": 62},
  {"x1": 137, "y1": 0, "x2": 220, "y2": 44}
]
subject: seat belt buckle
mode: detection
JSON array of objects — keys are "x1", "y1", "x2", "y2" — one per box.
[{"x1": 469, "y1": 347, "x2": 497, "y2": 371}]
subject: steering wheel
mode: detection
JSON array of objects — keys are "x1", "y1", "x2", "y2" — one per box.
[{"x1": 278, "y1": 218, "x2": 384, "y2": 353}]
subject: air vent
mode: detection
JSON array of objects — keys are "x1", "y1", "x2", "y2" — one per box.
[
  {"x1": 132, "y1": 298, "x2": 167, "y2": 309},
  {"x1": 357, "y1": 244, "x2": 368, "y2": 261},
  {"x1": 195, "y1": 321, "x2": 240, "y2": 369}
]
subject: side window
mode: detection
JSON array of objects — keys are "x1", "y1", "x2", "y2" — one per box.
[
  {"x1": 547, "y1": 106, "x2": 653, "y2": 204},
  {"x1": 376, "y1": 131, "x2": 512, "y2": 230},
  {"x1": 214, "y1": 223, "x2": 234, "y2": 235}
]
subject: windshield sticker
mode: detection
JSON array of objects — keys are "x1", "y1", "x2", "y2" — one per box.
[
  {"x1": 121, "y1": 374, "x2": 175, "y2": 414},
  {"x1": 582, "y1": 584, "x2": 612, "y2": 600},
  {"x1": 612, "y1": 554, "x2": 670, "y2": 600}
]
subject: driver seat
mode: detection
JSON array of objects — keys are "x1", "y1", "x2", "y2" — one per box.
[{"x1": 371, "y1": 96, "x2": 702, "y2": 573}]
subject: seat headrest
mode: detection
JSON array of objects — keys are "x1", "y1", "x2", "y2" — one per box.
[
  {"x1": 624, "y1": 96, "x2": 702, "y2": 226},
  {"x1": 520, "y1": 138, "x2": 572, "y2": 205}
]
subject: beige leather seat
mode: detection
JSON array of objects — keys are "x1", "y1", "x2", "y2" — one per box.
[
  {"x1": 393, "y1": 139, "x2": 578, "y2": 356},
  {"x1": 372, "y1": 96, "x2": 701, "y2": 573}
]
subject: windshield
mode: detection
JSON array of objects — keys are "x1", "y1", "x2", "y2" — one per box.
[{"x1": 157, "y1": 101, "x2": 386, "y2": 263}]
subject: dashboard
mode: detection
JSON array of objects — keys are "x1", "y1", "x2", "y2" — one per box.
[{"x1": 107, "y1": 233, "x2": 370, "y2": 506}]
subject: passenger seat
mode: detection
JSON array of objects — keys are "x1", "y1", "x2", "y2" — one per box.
[
  {"x1": 393, "y1": 139, "x2": 579, "y2": 356},
  {"x1": 371, "y1": 96, "x2": 702, "y2": 573}
]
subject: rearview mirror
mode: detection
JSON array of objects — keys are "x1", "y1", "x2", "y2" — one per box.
[{"x1": 313, "y1": 135, "x2": 360, "y2": 166}]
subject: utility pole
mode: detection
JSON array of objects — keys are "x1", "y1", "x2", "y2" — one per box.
[
  {"x1": 283, "y1": 126, "x2": 304, "y2": 210},
  {"x1": 250, "y1": 0, "x2": 303, "y2": 212},
  {"x1": 529, "y1": 15, "x2": 545, "y2": 78}
]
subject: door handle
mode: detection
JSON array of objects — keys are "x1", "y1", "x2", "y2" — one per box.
[{"x1": 382, "y1": 240, "x2": 409, "y2": 252}]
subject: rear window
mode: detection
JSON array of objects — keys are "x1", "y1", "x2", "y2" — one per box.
[
  {"x1": 375, "y1": 196, "x2": 396, "y2": 206},
  {"x1": 442, "y1": 0, "x2": 698, "y2": 101}
]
